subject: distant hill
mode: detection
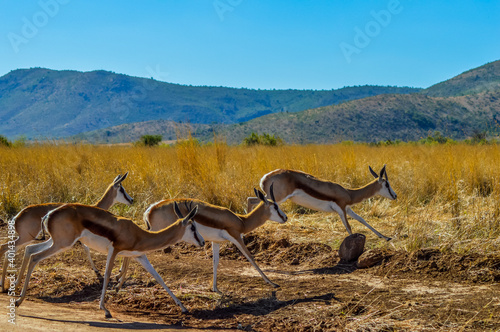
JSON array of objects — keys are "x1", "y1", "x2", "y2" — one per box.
[
  {"x1": 423, "y1": 60, "x2": 500, "y2": 97},
  {"x1": 211, "y1": 90, "x2": 500, "y2": 144},
  {"x1": 73, "y1": 60, "x2": 500, "y2": 144},
  {"x1": 77, "y1": 89, "x2": 500, "y2": 144},
  {"x1": 0, "y1": 68, "x2": 419, "y2": 139}
]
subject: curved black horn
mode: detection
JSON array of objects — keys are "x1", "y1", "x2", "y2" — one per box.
[{"x1": 369, "y1": 166, "x2": 378, "y2": 178}]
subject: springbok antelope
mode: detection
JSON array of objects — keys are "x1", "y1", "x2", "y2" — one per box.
[
  {"x1": 0, "y1": 172, "x2": 133, "y2": 292},
  {"x1": 132, "y1": 186, "x2": 287, "y2": 293},
  {"x1": 247, "y1": 165, "x2": 396, "y2": 241},
  {"x1": 15, "y1": 202, "x2": 204, "y2": 318}
]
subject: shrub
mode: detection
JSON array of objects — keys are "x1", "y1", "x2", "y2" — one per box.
[
  {"x1": 243, "y1": 132, "x2": 284, "y2": 146},
  {"x1": 0, "y1": 135, "x2": 11, "y2": 147},
  {"x1": 419, "y1": 131, "x2": 455, "y2": 145},
  {"x1": 137, "y1": 135, "x2": 163, "y2": 147}
]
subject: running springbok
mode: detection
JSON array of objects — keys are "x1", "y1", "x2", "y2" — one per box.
[
  {"x1": 247, "y1": 166, "x2": 396, "y2": 241},
  {"x1": 125, "y1": 186, "x2": 287, "y2": 293},
  {"x1": 15, "y1": 202, "x2": 204, "y2": 318},
  {"x1": 0, "y1": 172, "x2": 133, "y2": 292}
]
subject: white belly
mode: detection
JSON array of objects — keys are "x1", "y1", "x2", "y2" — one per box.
[
  {"x1": 79, "y1": 230, "x2": 113, "y2": 253},
  {"x1": 289, "y1": 189, "x2": 343, "y2": 213},
  {"x1": 78, "y1": 230, "x2": 145, "y2": 258},
  {"x1": 196, "y1": 223, "x2": 233, "y2": 243}
]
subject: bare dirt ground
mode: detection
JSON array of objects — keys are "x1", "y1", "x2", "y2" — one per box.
[{"x1": 1, "y1": 229, "x2": 500, "y2": 331}]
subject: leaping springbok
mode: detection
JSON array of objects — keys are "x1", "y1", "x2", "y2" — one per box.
[
  {"x1": 126, "y1": 186, "x2": 287, "y2": 293},
  {"x1": 0, "y1": 172, "x2": 133, "y2": 292},
  {"x1": 15, "y1": 202, "x2": 204, "y2": 318},
  {"x1": 247, "y1": 165, "x2": 396, "y2": 241}
]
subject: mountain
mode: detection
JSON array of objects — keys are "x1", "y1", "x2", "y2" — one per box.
[
  {"x1": 423, "y1": 60, "x2": 500, "y2": 97},
  {"x1": 212, "y1": 91, "x2": 500, "y2": 144},
  {"x1": 74, "y1": 60, "x2": 500, "y2": 144},
  {"x1": 0, "y1": 68, "x2": 419, "y2": 139}
]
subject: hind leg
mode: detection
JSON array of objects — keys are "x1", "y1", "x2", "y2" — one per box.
[{"x1": 15, "y1": 241, "x2": 68, "y2": 307}]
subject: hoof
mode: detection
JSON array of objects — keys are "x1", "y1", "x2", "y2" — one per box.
[
  {"x1": 385, "y1": 237, "x2": 392, "y2": 242},
  {"x1": 271, "y1": 283, "x2": 280, "y2": 288},
  {"x1": 104, "y1": 311, "x2": 112, "y2": 319}
]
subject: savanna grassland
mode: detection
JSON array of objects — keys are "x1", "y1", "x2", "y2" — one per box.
[
  {"x1": 1, "y1": 142, "x2": 499, "y2": 331},
  {"x1": 2, "y1": 142, "x2": 500, "y2": 253}
]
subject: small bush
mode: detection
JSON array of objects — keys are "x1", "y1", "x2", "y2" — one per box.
[
  {"x1": 243, "y1": 132, "x2": 284, "y2": 146},
  {"x1": 0, "y1": 135, "x2": 11, "y2": 147},
  {"x1": 137, "y1": 135, "x2": 163, "y2": 147},
  {"x1": 419, "y1": 131, "x2": 456, "y2": 145}
]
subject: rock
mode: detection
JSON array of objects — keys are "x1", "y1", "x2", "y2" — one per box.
[
  {"x1": 357, "y1": 249, "x2": 386, "y2": 269},
  {"x1": 338, "y1": 233, "x2": 366, "y2": 263}
]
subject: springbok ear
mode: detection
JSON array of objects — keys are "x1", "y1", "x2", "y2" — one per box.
[
  {"x1": 379, "y1": 165, "x2": 387, "y2": 180},
  {"x1": 174, "y1": 202, "x2": 183, "y2": 219},
  {"x1": 120, "y1": 171, "x2": 129, "y2": 182},
  {"x1": 113, "y1": 172, "x2": 129, "y2": 186},
  {"x1": 113, "y1": 174, "x2": 122, "y2": 184},
  {"x1": 182, "y1": 205, "x2": 198, "y2": 226},
  {"x1": 369, "y1": 166, "x2": 378, "y2": 178},
  {"x1": 255, "y1": 188, "x2": 268, "y2": 203}
]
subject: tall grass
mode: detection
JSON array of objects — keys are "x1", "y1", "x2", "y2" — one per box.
[{"x1": 1, "y1": 142, "x2": 499, "y2": 254}]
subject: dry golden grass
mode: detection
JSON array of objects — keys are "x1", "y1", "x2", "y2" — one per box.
[{"x1": 1, "y1": 142, "x2": 499, "y2": 255}]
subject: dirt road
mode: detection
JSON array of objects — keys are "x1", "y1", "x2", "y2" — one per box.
[
  {"x1": 1, "y1": 234, "x2": 499, "y2": 331},
  {"x1": 1, "y1": 300, "x2": 201, "y2": 331}
]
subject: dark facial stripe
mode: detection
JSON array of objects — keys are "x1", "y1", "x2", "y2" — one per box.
[
  {"x1": 191, "y1": 224, "x2": 203, "y2": 245},
  {"x1": 120, "y1": 186, "x2": 134, "y2": 203},
  {"x1": 385, "y1": 182, "x2": 397, "y2": 199},
  {"x1": 274, "y1": 203, "x2": 287, "y2": 222}
]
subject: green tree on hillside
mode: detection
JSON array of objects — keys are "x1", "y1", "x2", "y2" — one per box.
[
  {"x1": 243, "y1": 132, "x2": 283, "y2": 146},
  {"x1": 138, "y1": 135, "x2": 163, "y2": 146}
]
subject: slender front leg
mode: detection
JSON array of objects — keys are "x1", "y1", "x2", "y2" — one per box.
[
  {"x1": 346, "y1": 207, "x2": 391, "y2": 241},
  {"x1": 134, "y1": 255, "x2": 188, "y2": 313},
  {"x1": 211, "y1": 242, "x2": 221, "y2": 293},
  {"x1": 228, "y1": 235, "x2": 279, "y2": 288},
  {"x1": 82, "y1": 244, "x2": 101, "y2": 278},
  {"x1": 100, "y1": 247, "x2": 118, "y2": 318}
]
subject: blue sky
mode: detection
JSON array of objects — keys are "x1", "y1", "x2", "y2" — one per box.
[{"x1": 1, "y1": 0, "x2": 499, "y2": 90}]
